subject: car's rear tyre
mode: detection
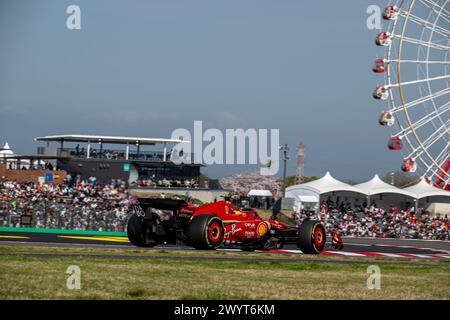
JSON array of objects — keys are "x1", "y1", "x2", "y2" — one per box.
[
  {"x1": 188, "y1": 214, "x2": 224, "y2": 250},
  {"x1": 298, "y1": 220, "x2": 326, "y2": 254},
  {"x1": 127, "y1": 213, "x2": 156, "y2": 247}
]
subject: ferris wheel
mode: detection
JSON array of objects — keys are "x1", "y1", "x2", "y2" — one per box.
[{"x1": 372, "y1": 0, "x2": 450, "y2": 189}]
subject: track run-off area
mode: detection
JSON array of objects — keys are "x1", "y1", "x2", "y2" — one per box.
[{"x1": 0, "y1": 227, "x2": 449, "y2": 261}]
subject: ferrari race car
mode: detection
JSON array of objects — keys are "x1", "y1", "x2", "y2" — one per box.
[{"x1": 127, "y1": 198, "x2": 343, "y2": 254}]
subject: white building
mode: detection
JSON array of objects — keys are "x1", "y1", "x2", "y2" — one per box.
[{"x1": 0, "y1": 142, "x2": 31, "y2": 169}]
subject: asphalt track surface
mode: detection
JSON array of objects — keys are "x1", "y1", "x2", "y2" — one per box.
[{"x1": 0, "y1": 230, "x2": 449, "y2": 260}]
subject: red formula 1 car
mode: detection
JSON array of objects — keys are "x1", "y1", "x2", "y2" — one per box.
[{"x1": 127, "y1": 198, "x2": 343, "y2": 254}]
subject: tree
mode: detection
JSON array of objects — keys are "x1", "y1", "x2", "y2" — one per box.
[
  {"x1": 382, "y1": 170, "x2": 419, "y2": 188},
  {"x1": 281, "y1": 175, "x2": 320, "y2": 188},
  {"x1": 199, "y1": 173, "x2": 219, "y2": 189},
  {"x1": 282, "y1": 176, "x2": 297, "y2": 188},
  {"x1": 303, "y1": 176, "x2": 320, "y2": 183},
  {"x1": 219, "y1": 171, "x2": 282, "y2": 196}
]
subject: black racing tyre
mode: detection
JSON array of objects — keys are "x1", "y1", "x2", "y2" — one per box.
[
  {"x1": 298, "y1": 220, "x2": 326, "y2": 254},
  {"x1": 188, "y1": 214, "x2": 224, "y2": 250},
  {"x1": 127, "y1": 213, "x2": 156, "y2": 247}
]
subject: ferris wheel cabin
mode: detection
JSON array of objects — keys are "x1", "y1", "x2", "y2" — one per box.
[
  {"x1": 383, "y1": 6, "x2": 400, "y2": 21},
  {"x1": 379, "y1": 112, "x2": 395, "y2": 126},
  {"x1": 388, "y1": 136, "x2": 403, "y2": 151}
]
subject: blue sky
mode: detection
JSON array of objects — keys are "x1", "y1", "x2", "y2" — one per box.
[{"x1": 0, "y1": 0, "x2": 403, "y2": 181}]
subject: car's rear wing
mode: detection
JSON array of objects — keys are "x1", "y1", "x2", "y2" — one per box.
[{"x1": 138, "y1": 198, "x2": 189, "y2": 211}]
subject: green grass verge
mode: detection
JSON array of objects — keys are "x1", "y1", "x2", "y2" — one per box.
[
  {"x1": 0, "y1": 227, "x2": 126, "y2": 236},
  {"x1": 0, "y1": 245, "x2": 449, "y2": 300}
]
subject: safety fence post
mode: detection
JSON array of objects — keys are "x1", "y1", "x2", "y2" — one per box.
[
  {"x1": 43, "y1": 199, "x2": 47, "y2": 228},
  {"x1": 7, "y1": 201, "x2": 11, "y2": 227},
  {"x1": 69, "y1": 205, "x2": 75, "y2": 230}
]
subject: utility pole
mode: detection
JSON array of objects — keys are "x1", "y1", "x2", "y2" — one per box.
[
  {"x1": 280, "y1": 144, "x2": 290, "y2": 196},
  {"x1": 295, "y1": 142, "x2": 305, "y2": 184},
  {"x1": 390, "y1": 171, "x2": 395, "y2": 186}
]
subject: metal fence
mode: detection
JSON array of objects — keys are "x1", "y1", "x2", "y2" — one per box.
[{"x1": 0, "y1": 199, "x2": 129, "y2": 232}]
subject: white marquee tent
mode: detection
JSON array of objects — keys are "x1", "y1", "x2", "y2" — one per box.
[
  {"x1": 354, "y1": 174, "x2": 415, "y2": 198},
  {"x1": 247, "y1": 189, "x2": 273, "y2": 197},
  {"x1": 285, "y1": 171, "x2": 450, "y2": 214},
  {"x1": 286, "y1": 171, "x2": 365, "y2": 203},
  {"x1": 0, "y1": 142, "x2": 14, "y2": 157},
  {"x1": 0, "y1": 142, "x2": 18, "y2": 169},
  {"x1": 403, "y1": 178, "x2": 450, "y2": 199},
  {"x1": 0, "y1": 142, "x2": 33, "y2": 169}
]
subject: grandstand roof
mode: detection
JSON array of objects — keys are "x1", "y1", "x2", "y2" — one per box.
[
  {"x1": 0, "y1": 154, "x2": 64, "y2": 160},
  {"x1": 403, "y1": 178, "x2": 450, "y2": 199},
  {"x1": 354, "y1": 174, "x2": 415, "y2": 197},
  {"x1": 34, "y1": 134, "x2": 188, "y2": 146},
  {"x1": 286, "y1": 171, "x2": 365, "y2": 197}
]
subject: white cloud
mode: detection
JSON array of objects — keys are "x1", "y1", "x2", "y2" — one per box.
[{"x1": 0, "y1": 105, "x2": 30, "y2": 115}]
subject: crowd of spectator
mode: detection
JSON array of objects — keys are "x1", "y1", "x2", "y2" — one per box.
[
  {"x1": 132, "y1": 177, "x2": 200, "y2": 189},
  {"x1": 1, "y1": 176, "x2": 449, "y2": 240},
  {"x1": 0, "y1": 176, "x2": 134, "y2": 232},
  {"x1": 298, "y1": 199, "x2": 449, "y2": 240}
]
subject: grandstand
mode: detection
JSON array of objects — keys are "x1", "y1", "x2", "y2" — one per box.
[{"x1": 34, "y1": 134, "x2": 204, "y2": 187}]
